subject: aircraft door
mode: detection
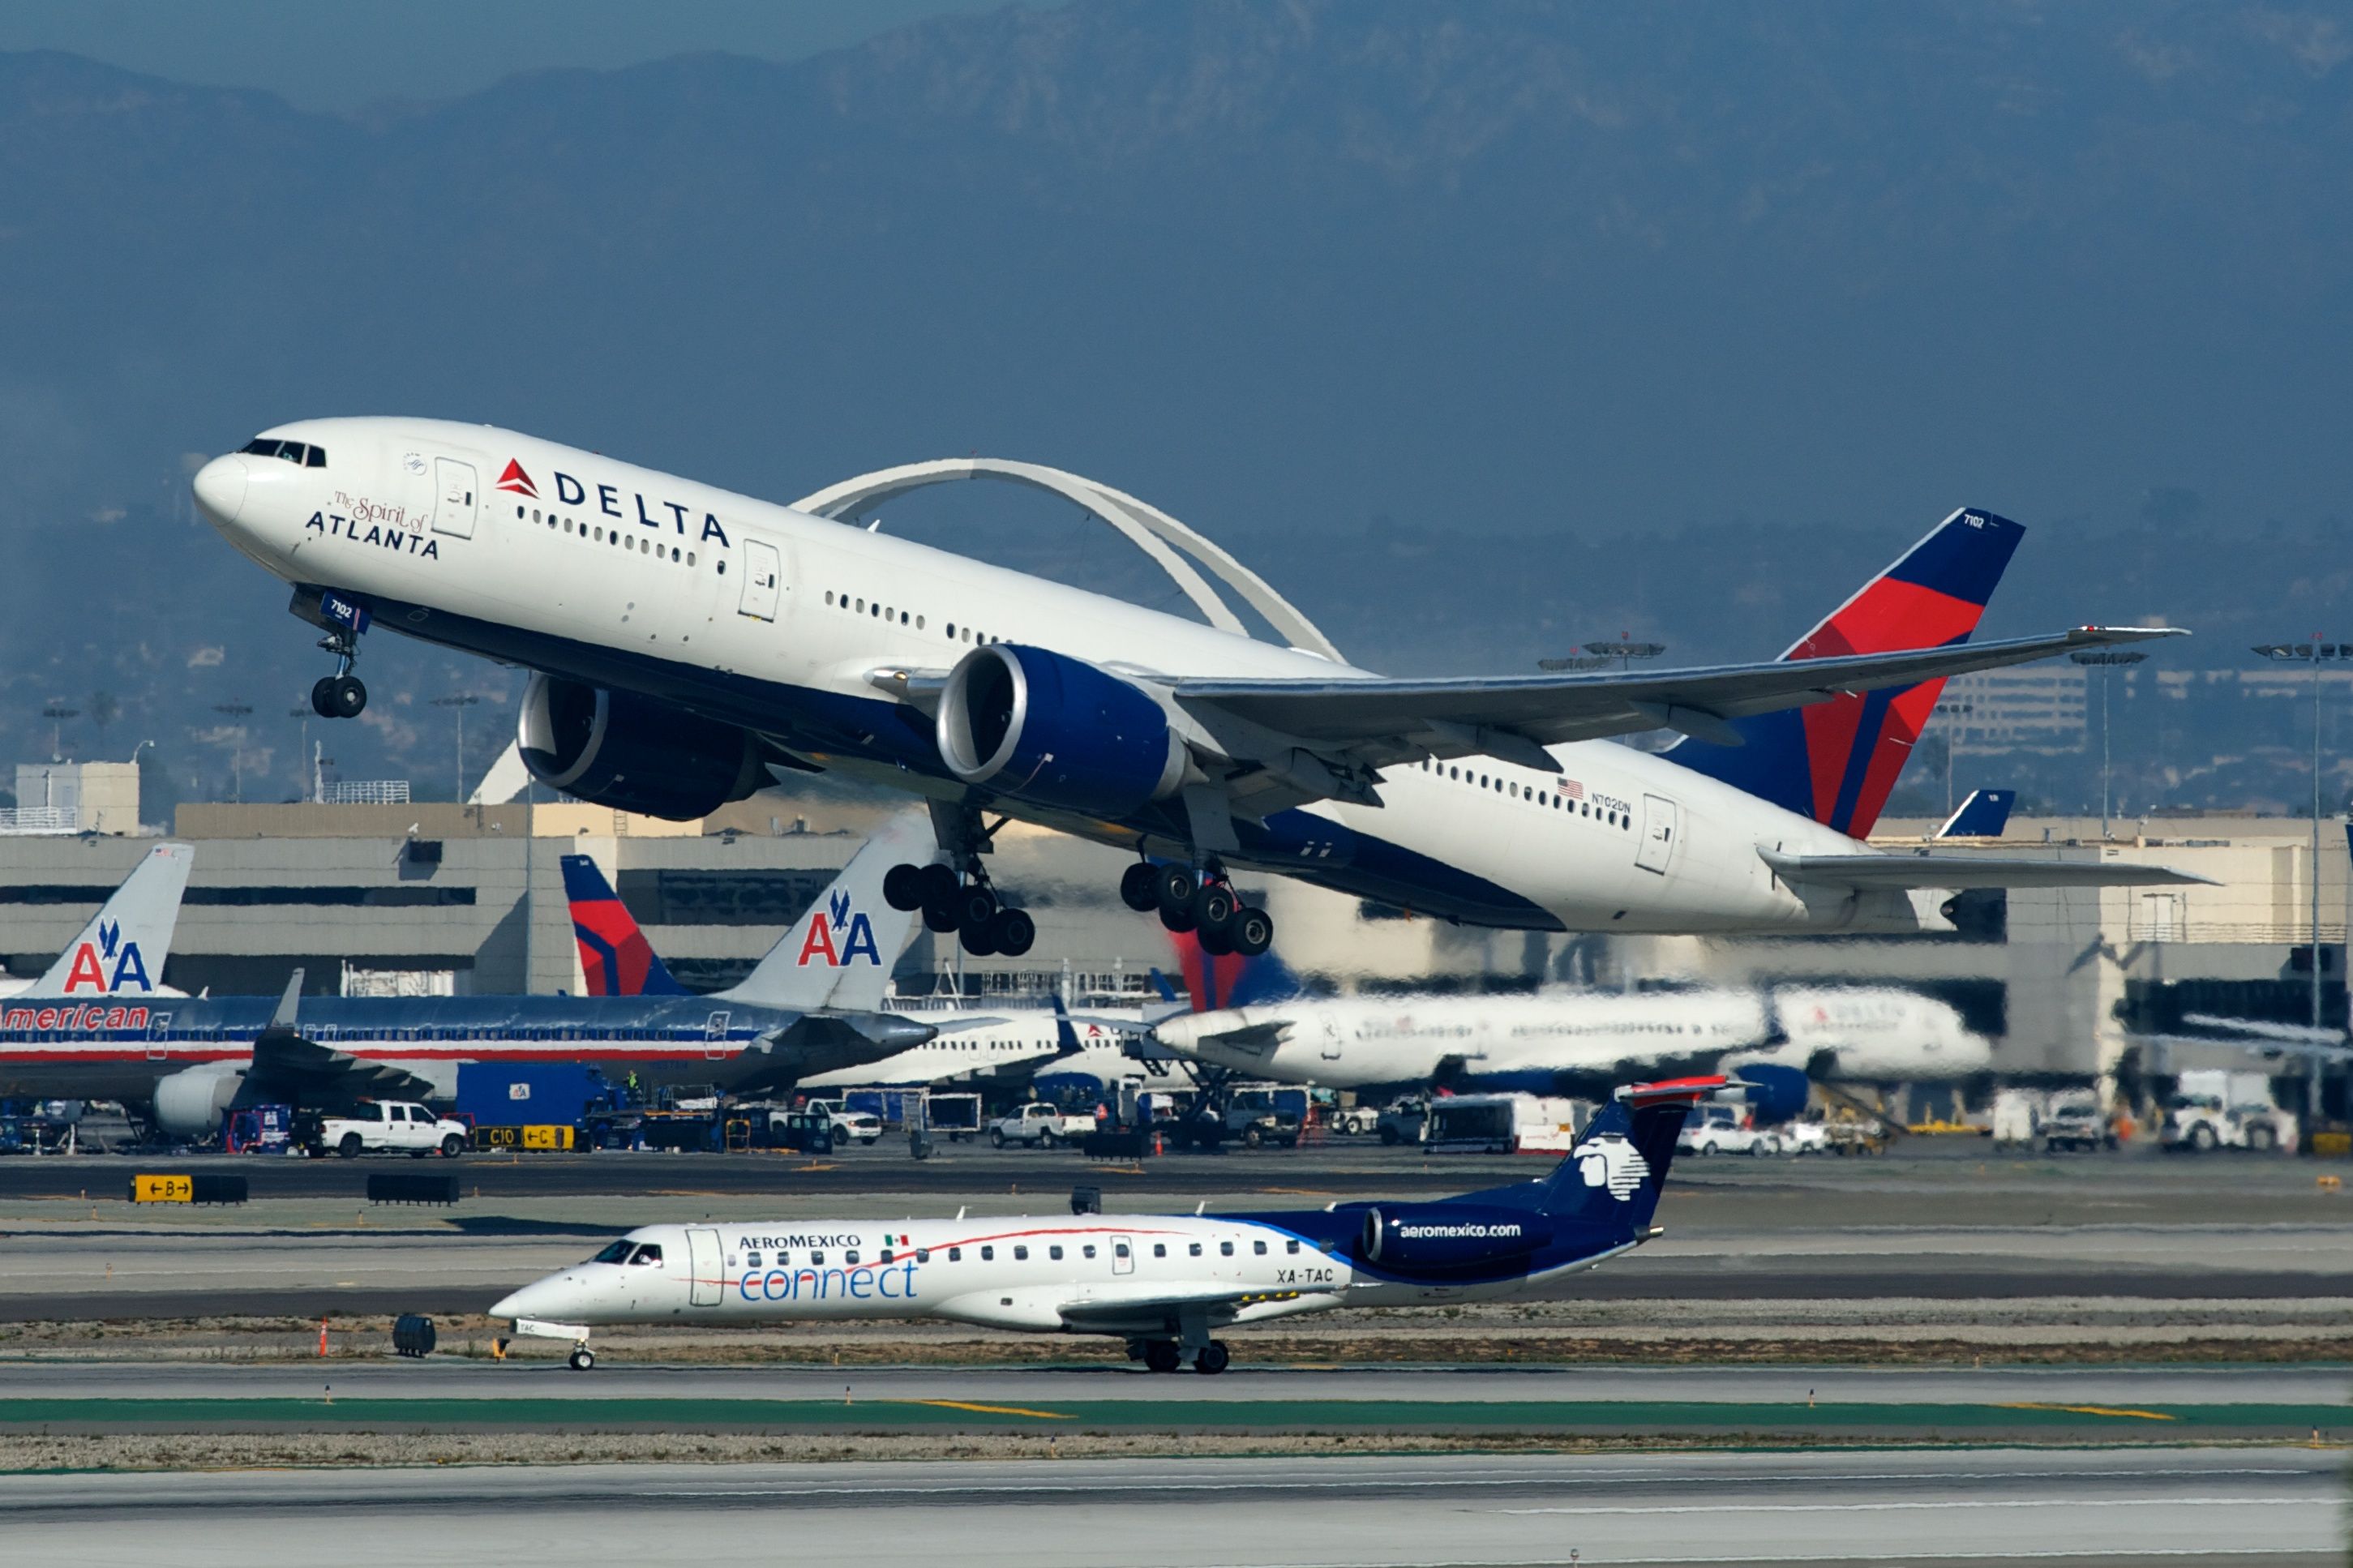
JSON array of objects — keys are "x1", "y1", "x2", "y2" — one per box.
[
  {"x1": 686, "y1": 1227, "x2": 723, "y2": 1307},
  {"x1": 1635, "y1": 794, "x2": 1677, "y2": 875},
  {"x1": 431, "y1": 458, "x2": 478, "y2": 538},
  {"x1": 1111, "y1": 1235, "x2": 1135, "y2": 1276},
  {"x1": 1320, "y1": 1017, "x2": 1344, "y2": 1061},
  {"x1": 738, "y1": 538, "x2": 782, "y2": 620}
]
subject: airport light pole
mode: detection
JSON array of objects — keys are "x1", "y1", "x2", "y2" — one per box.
[
  {"x1": 212, "y1": 701, "x2": 253, "y2": 803},
  {"x1": 2069, "y1": 649, "x2": 2146, "y2": 839},
  {"x1": 41, "y1": 703, "x2": 77, "y2": 761},
  {"x1": 433, "y1": 694, "x2": 479, "y2": 803},
  {"x1": 2252, "y1": 638, "x2": 2348, "y2": 1125}
]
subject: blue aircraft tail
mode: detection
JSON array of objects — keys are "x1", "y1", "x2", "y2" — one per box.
[
  {"x1": 1537, "y1": 1077, "x2": 1723, "y2": 1234},
  {"x1": 1935, "y1": 788, "x2": 2016, "y2": 839},
  {"x1": 559, "y1": 854, "x2": 688, "y2": 997},
  {"x1": 1665, "y1": 508, "x2": 2025, "y2": 839}
]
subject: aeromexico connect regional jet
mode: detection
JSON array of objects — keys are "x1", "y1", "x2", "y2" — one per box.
[
  {"x1": 191, "y1": 420, "x2": 2200, "y2": 958},
  {"x1": 491, "y1": 1075, "x2": 1721, "y2": 1373},
  {"x1": 0, "y1": 817, "x2": 941, "y2": 1139}
]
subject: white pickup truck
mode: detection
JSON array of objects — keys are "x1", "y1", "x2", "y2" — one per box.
[
  {"x1": 988, "y1": 1102, "x2": 1095, "y2": 1147},
  {"x1": 313, "y1": 1100, "x2": 469, "y2": 1159},
  {"x1": 800, "y1": 1099, "x2": 884, "y2": 1146}
]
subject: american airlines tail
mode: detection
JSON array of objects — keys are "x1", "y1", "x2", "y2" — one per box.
[
  {"x1": 27, "y1": 842, "x2": 194, "y2": 998},
  {"x1": 559, "y1": 855, "x2": 688, "y2": 997},
  {"x1": 716, "y1": 812, "x2": 939, "y2": 1013},
  {"x1": 1665, "y1": 508, "x2": 2023, "y2": 839}
]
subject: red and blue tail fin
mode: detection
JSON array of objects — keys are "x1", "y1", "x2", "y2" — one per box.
[
  {"x1": 1168, "y1": 929, "x2": 1303, "y2": 1012},
  {"x1": 1665, "y1": 507, "x2": 2023, "y2": 839},
  {"x1": 559, "y1": 854, "x2": 688, "y2": 997}
]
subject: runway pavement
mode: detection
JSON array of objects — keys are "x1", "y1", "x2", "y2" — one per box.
[{"x1": 0, "y1": 1448, "x2": 2339, "y2": 1564}]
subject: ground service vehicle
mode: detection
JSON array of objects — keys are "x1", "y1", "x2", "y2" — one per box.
[
  {"x1": 1377, "y1": 1097, "x2": 1431, "y2": 1146},
  {"x1": 1223, "y1": 1083, "x2": 1305, "y2": 1147},
  {"x1": 989, "y1": 1102, "x2": 1094, "y2": 1147},
  {"x1": 311, "y1": 1101, "x2": 468, "y2": 1159},
  {"x1": 2161, "y1": 1071, "x2": 2297, "y2": 1153},
  {"x1": 1676, "y1": 1103, "x2": 1779, "y2": 1157},
  {"x1": 1425, "y1": 1094, "x2": 1586, "y2": 1155},
  {"x1": 801, "y1": 1099, "x2": 883, "y2": 1146},
  {"x1": 2041, "y1": 1090, "x2": 2117, "y2": 1153}
]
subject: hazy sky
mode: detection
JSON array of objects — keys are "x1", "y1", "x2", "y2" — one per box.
[{"x1": 0, "y1": 0, "x2": 1002, "y2": 108}]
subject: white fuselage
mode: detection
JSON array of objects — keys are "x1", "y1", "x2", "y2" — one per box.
[
  {"x1": 490, "y1": 1211, "x2": 1608, "y2": 1340},
  {"x1": 1159, "y1": 984, "x2": 1993, "y2": 1090},
  {"x1": 195, "y1": 418, "x2": 1937, "y2": 937}
]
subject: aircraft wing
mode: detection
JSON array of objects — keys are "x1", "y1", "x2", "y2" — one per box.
[
  {"x1": 1172, "y1": 627, "x2": 2184, "y2": 765},
  {"x1": 1056, "y1": 1284, "x2": 1295, "y2": 1331},
  {"x1": 1759, "y1": 849, "x2": 2213, "y2": 890},
  {"x1": 237, "y1": 1030, "x2": 440, "y2": 1107}
]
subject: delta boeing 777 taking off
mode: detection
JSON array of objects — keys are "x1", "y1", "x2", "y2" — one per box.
[{"x1": 191, "y1": 420, "x2": 2198, "y2": 958}]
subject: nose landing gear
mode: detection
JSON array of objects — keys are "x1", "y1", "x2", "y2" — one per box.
[
  {"x1": 308, "y1": 628, "x2": 366, "y2": 718},
  {"x1": 568, "y1": 1343, "x2": 595, "y2": 1371},
  {"x1": 1123, "y1": 859, "x2": 1274, "y2": 957}
]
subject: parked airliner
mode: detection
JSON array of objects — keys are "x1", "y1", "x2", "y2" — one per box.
[
  {"x1": 0, "y1": 819, "x2": 938, "y2": 1137},
  {"x1": 191, "y1": 421, "x2": 2194, "y2": 960},
  {"x1": 490, "y1": 1075, "x2": 1720, "y2": 1371},
  {"x1": 1151, "y1": 979, "x2": 1993, "y2": 1120}
]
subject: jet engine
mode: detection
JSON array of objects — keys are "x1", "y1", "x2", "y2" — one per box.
[
  {"x1": 1357, "y1": 1202, "x2": 1552, "y2": 1275},
  {"x1": 151, "y1": 1063, "x2": 245, "y2": 1138},
  {"x1": 518, "y1": 673, "x2": 763, "y2": 821},
  {"x1": 934, "y1": 645, "x2": 1188, "y2": 816}
]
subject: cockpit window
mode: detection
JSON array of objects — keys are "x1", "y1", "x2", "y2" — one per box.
[
  {"x1": 589, "y1": 1240, "x2": 634, "y2": 1264},
  {"x1": 240, "y1": 438, "x2": 327, "y2": 468},
  {"x1": 628, "y1": 1243, "x2": 664, "y2": 1266}
]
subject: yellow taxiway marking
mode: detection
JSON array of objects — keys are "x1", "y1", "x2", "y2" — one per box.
[
  {"x1": 1998, "y1": 1402, "x2": 2176, "y2": 1421},
  {"x1": 904, "y1": 1399, "x2": 1074, "y2": 1420}
]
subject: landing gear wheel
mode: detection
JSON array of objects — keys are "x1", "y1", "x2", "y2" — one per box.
[
  {"x1": 954, "y1": 885, "x2": 999, "y2": 931},
  {"x1": 1143, "y1": 1341, "x2": 1182, "y2": 1374},
  {"x1": 310, "y1": 676, "x2": 337, "y2": 718},
  {"x1": 1194, "y1": 1341, "x2": 1231, "y2": 1376},
  {"x1": 1193, "y1": 883, "x2": 1239, "y2": 932},
  {"x1": 959, "y1": 918, "x2": 1000, "y2": 957},
  {"x1": 1120, "y1": 862, "x2": 1160, "y2": 913},
  {"x1": 1230, "y1": 906, "x2": 1274, "y2": 956},
  {"x1": 1197, "y1": 922, "x2": 1234, "y2": 957},
  {"x1": 922, "y1": 898, "x2": 961, "y2": 934},
  {"x1": 569, "y1": 1346, "x2": 594, "y2": 1371},
  {"x1": 327, "y1": 674, "x2": 367, "y2": 718},
  {"x1": 1154, "y1": 863, "x2": 1198, "y2": 913},
  {"x1": 1158, "y1": 901, "x2": 1197, "y2": 934},
  {"x1": 918, "y1": 863, "x2": 961, "y2": 907},
  {"x1": 989, "y1": 906, "x2": 1035, "y2": 957},
  {"x1": 883, "y1": 863, "x2": 927, "y2": 911}
]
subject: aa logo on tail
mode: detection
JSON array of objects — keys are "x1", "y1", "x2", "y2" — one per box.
[
  {"x1": 795, "y1": 890, "x2": 881, "y2": 968},
  {"x1": 62, "y1": 919, "x2": 153, "y2": 995}
]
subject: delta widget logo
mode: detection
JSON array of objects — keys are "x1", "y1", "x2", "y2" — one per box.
[
  {"x1": 795, "y1": 890, "x2": 881, "y2": 969},
  {"x1": 62, "y1": 919, "x2": 153, "y2": 995},
  {"x1": 495, "y1": 460, "x2": 538, "y2": 499}
]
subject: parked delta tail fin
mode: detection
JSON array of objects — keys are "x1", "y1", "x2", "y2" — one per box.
[
  {"x1": 717, "y1": 812, "x2": 938, "y2": 1013},
  {"x1": 31, "y1": 842, "x2": 194, "y2": 998},
  {"x1": 559, "y1": 855, "x2": 688, "y2": 996},
  {"x1": 1665, "y1": 508, "x2": 2024, "y2": 838},
  {"x1": 1168, "y1": 928, "x2": 1304, "y2": 1012},
  {"x1": 1539, "y1": 1077, "x2": 1725, "y2": 1234},
  {"x1": 1935, "y1": 788, "x2": 2017, "y2": 840}
]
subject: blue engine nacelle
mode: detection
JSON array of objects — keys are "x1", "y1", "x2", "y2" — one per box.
[
  {"x1": 518, "y1": 674, "x2": 764, "y2": 822},
  {"x1": 1729, "y1": 1063, "x2": 1812, "y2": 1124},
  {"x1": 936, "y1": 644, "x2": 1189, "y2": 816},
  {"x1": 1357, "y1": 1202, "x2": 1552, "y2": 1276}
]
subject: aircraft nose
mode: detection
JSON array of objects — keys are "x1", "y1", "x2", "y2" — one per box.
[
  {"x1": 191, "y1": 455, "x2": 248, "y2": 526},
  {"x1": 490, "y1": 1277, "x2": 562, "y2": 1320}
]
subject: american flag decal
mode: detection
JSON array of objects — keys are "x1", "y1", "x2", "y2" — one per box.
[{"x1": 1557, "y1": 778, "x2": 1583, "y2": 799}]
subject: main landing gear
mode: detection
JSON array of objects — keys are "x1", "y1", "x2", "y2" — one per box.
[
  {"x1": 1121, "y1": 861, "x2": 1273, "y2": 958},
  {"x1": 1132, "y1": 1339, "x2": 1230, "y2": 1375},
  {"x1": 883, "y1": 858, "x2": 1035, "y2": 958},
  {"x1": 308, "y1": 627, "x2": 367, "y2": 718}
]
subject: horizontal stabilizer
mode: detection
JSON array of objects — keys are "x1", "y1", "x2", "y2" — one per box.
[{"x1": 1760, "y1": 849, "x2": 2213, "y2": 890}]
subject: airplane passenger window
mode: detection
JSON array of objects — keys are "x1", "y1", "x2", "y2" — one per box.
[
  {"x1": 1253, "y1": 1240, "x2": 1267, "y2": 1254},
  {"x1": 1114, "y1": 1242, "x2": 1130, "y2": 1259},
  {"x1": 745, "y1": 1251, "x2": 761, "y2": 1268},
  {"x1": 1286, "y1": 1240, "x2": 1300, "y2": 1254},
  {"x1": 855, "y1": 598, "x2": 864, "y2": 611},
  {"x1": 1082, "y1": 1245, "x2": 1095, "y2": 1258},
  {"x1": 1189, "y1": 1243, "x2": 1202, "y2": 1257},
  {"x1": 628, "y1": 1244, "x2": 663, "y2": 1266},
  {"x1": 1048, "y1": 1245, "x2": 1063, "y2": 1261},
  {"x1": 1219, "y1": 1240, "x2": 1234, "y2": 1257},
  {"x1": 845, "y1": 1250, "x2": 860, "y2": 1265},
  {"x1": 900, "y1": 611, "x2": 909, "y2": 625},
  {"x1": 915, "y1": 1249, "x2": 930, "y2": 1263},
  {"x1": 1014, "y1": 1245, "x2": 1029, "y2": 1261},
  {"x1": 825, "y1": 592, "x2": 834, "y2": 605},
  {"x1": 945, "y1": 623, "x2": 955, "y2": 637},
  {"x1": 948, "y1": 1247, "x2": 962, "y2": 1262},
  {"x1": 1153, "y1": 1244, "x2": 1166, "y2": 1258},
  {"x1": 879, "y1": 1249, "x2": 894, "y2": 1264},
  {"x1": 915, "y1": 616, "x2": 924, "y2": 630},
  {"x1": 810, "y1": 1251, "x2": 825, "y2": 1266},
  {"x1": 980, "y1": 1245, "x2": 995, "y2": 1261},
  {"x1": 716, "y1": 559, "x2": 724, "y2": 573}
]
